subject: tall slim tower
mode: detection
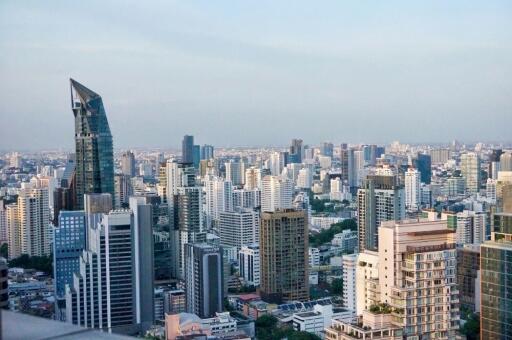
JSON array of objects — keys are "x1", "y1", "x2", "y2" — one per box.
[
  {"x1": 70, "y1": 79, "x2": 114, "y2": 210},
  {"x1": 182, "y1": 135, "x2": 194, "y2": 164},
  {"x1": 460, "y1": 152, "x2": 481, "y2": 194},
  {"x1": 404, "y1": 167, "x2": 421, "y2": 212}
]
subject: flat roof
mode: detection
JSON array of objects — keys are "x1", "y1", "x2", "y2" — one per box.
[{"x1": 1, "y1": 311, "x2": 135, "y2": 340}]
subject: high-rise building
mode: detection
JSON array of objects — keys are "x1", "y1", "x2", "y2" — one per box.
[
  {"x1": 184, "y1": 243, "x2": 224, "y2": 318},
  {"x1": 342, "y1": 254, "x2": 357, "y2": 312},
  {"x1": 193, "y1": 145, "x2": 201, "y2": 169},
  {"x1": 414, "y1": 153, "x2": 432, "y2": 184},
  {"x1": 244, "y1": 167, "x2": 262, "y2": 190},
  {"x1": 219, "y1": 208, "x2": 259, "y2": 250},
  {"x1": 71, "y1": 79, "x2": 114, "y2": 210},
  {"x1": 289, "y1": 139, "x2": 304, "y2": 164},
  {"x1": 448, "y1": 210, "x2": 486, "y2": 245},
  {"x1": 261, "y1": 175, "x2": 293, "y2": 212},
  {"x1": 114, "y1": 174, "x2": 132, "y2": 208},
  {"x1": 379, "y1": 219, "x2": 459, "y2": 339},
  {"x1": 480, "y1": 212, "x2": 512, "y2": 339},
  {"x1": 53, "y1": 211, "x2": 86, "y2": 299},
  {"x1": 321, "y1": 142, "x2": 334, "y2": 157},
  {"x1": 460, "y1": 152, "x2": 481, "y2": 194},
  {"x1": 357, "y1": 175, "x2": 405, "y2": 251},
  {"x1": 269, "y1": 152, "x2": 285, "y2": 176},
  {"x1": 225, "y1": 160, "x2": 244, "y2": 186},
  {"x1": 174, "y1": 186, "x2": 204, "y2": 279},
  {"x1": 259, "y1": 209, "x2": 309, "y2": 303},
  {"x1": 296, "y1": 168, "x2": 312, "y2": 189},
  {"x1": 500, "y1": 151, "x2": 512, "y2": 171},
  {"x1": 65, "y1": 197, "x2": 154, "y2": 334},
  {"x1": 456, "y1": 245, "x2": 481, "y2": 313},
  {"x1": 7, "y1": 185, "x2": 51, "y2": 258},
  {"x1": 200, "y1": 144, "x2": 214, "y2": 160},
  {"x1": 239, "y1": 244, "x2": 260, "y2": 287},
  {"x1": 233, "y1": 188, "x2": 261, "y2": 210},
  {"x1": 404, "y1": 168, "x2": 421, "y2": 212},
  {"x1": 430, "y1": 148, "x2": 451, "y2": 164},
  {"x1": 204, "y1": 175, "x2": 233, "y2": 229},
  {"x1": 340, "y1": 148, "x2": 356, "y2": 188},
  {"x1": 181, "y1": 135, "x2": 194, "y2": 164},
  {"x1": 121, "y1": 151, "x2": 136, "y2": 177},
  {"x1": 0, "y1": 199, "x2": 7, "y2": 244}
]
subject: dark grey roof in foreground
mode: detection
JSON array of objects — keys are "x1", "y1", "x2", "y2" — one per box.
[{"x1": 1, "y1": 310, "x2": 134, "y2": 340}]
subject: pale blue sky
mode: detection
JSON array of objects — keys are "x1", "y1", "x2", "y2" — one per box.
[{"x1": 0, "y1": 1, "x2": 511, "y2": 149}]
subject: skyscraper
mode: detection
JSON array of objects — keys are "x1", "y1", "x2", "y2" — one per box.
[
  {"x1": 225, "y1": 160, "x2": 244, "y2": 186},
  {"x1": 121, "y1": 151, "x2": 136, "y2": 177},
  {"x1": 184, "y1": 243, "x2": 224, "y2": 318},
  {"x1": 200, "y1": 144, "x2": 214, "y2": 160},
  {"x1": 259, "y1": 209, "x2": 309, "y2": 303},
  {"x1": 219, "y1": 208, "x2": 259, "y2": 250},
  {"x1": 404, "y1": 167, "x2": 421, "y2": 212},
  {"x1": 414, "y1": 153, "x2": 432, "y2": 184},
  {"x1": 500, "y1": 151, "x2": 512, "y2": 171},
  {"x1": 181, "y1": 135, "x2": 194, "y2": 164},
  {"x1": 70, "y1": 79, "x2": 114, "y2": 210},
  {"x1": 460, "y1": 152, "x2": 481, "y2": 194},
  {"x1": 289, "y1": 138, "x2": 303, "y2": 164},
  {"x1": 204, "y1": 175, "x2": 233, "y2": 229},
  {"x1": 357, "y1": 174, "x2": 405, "y2": 251},
  {"x1": 239, "y1": 244, "x2": 260, "y2": 287}
]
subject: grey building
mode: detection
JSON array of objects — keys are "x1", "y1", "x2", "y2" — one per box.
[
  {"x1": 182, "y1": 135, "x2": 194, "y2": 164},
  {"x1": 185, "y1": 243, "x2": 224, "y2": 318},
  {"x1": 70, "y1": 79, "x2": 114, "y2": 210}
]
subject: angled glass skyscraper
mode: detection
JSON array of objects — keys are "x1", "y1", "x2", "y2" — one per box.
[{"x1": 70, "y1": 79, "x2": 114, "y2": 209}]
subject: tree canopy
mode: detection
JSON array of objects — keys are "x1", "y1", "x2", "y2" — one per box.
[{"x1": 309, "y1": 219, "x2": 357, "y2": 247}]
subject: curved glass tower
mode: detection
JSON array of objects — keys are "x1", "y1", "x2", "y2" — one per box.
[{"x1": 70, "y1": 79, "x2": 114, "y2": 209}]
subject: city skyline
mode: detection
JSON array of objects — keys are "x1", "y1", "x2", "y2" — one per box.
[{"x1": 1, "y1": 1, "x2": 512, "y2": 150}]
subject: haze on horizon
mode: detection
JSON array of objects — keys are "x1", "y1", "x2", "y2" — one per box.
[{"x1": 0, "y1": 0, "x2": 511, "y2": 150}]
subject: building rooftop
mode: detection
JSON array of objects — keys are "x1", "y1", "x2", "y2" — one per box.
[{"x1": 2, "y1": 310, "x2": 134, "y2": 340}]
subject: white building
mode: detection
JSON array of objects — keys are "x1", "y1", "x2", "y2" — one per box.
[
  {"x1": 225, "y1": 160, "x2": 244, "y2": 186},
  {"x1": 309, "y1": 247, "x2": 320, "y2": 268},
  {"x1": 342, "y1": 254, "x2": 357, "y2": 312},
  {"x1": 297, "y1": 168, "x2": 312, "y2": 189},
  {"x1": 244, "y1": 167, "x2": 262, "y2": 190},
  {"x1": 269, "y1": 152, "x2": 285, "y2": 176},
  {"x1": 404, "y1": 168, "x2": 421, "y2": 212},
  {"x1": 204, "y1": 175, "x2": 233, "y2": 228},
  {"x1": 261, "y1": 176, "x2": 293, "y2": 212},
  {"x1": 292, "y1": 304, "x2": 354, "y2": 338},
  {"x1": 355, "y1": 251, "x2": 379, "y2": 315},
  {"x1": 239, "y1": 244, "x2": 260, "y2": 286},
  {"x1": 331, "y1": 230, "x2": 358, "y2": 253},
  {"x1": 455, "y1": 210, "x2": 486, "y2": 245},
  {"x1": 233, "y1": 188, "x2": 261, "y2": 209},
  {"x1": 219, "y1": 208, "x2": 259, "y2": 250}
]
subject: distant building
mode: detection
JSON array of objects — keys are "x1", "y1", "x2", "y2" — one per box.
[
  {"x1": 181, "y1": 135, "x2": 194, "y2": 164},
  {"x1": 239, "y1": 244, "x2": 260, "y2": 286},
  {"x1": 460, "y1": 152, "x2": 481, "y2": 194}
]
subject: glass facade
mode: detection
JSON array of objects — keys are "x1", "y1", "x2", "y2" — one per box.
[{"x1": 70, "y1": 79, "x2": 114, "y2": 210}]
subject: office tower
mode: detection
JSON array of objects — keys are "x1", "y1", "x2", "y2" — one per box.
[
  {"x1": 404, "y1": 167, "x2": 421, "y2": 212},
  {"x1": 260, "y1": 209, "x2": 309, "y2": 303},
  {"x1": 204, "y1": 175, "x2": 233, "y2": 229},
  {"x1": 340, "y1": 148, "x2": 356, "y2": 187},
  {"x1": 461, "y1": 152, "x2": 481, "y2": 194},
  {"x1": 201, "y1": 144, "x2": 214, "y2": 160},
  {"x1": 368, "y1": 144, "x2": 378, "y2": 166},
  {"x1": 225, "y1": 160, "x2": 244, "y2": 186},
  {"x1": 174, "y1": 186, "x2": 204, "y2": 279},
  {"x1": 181, "y1": 135, "x2": 194, "y2": 164},
  {"x1": 413, "y1": 153, "x2": 432, "y2": 184},
  {"x1": 488, "y1": 149, "x2": 503, "y2": 178},
  {"x1": 261, "y1": 175, "x2": 293, "y2": 212},
  {"x1": 430, "y1": 148, "x2": 451, "y2": 164},
  {"x1": 244, "y1": 167, "x2": 262, "y2": 190},
  {"x1": 66, "y1": 197, "x2": 154, "y2": 334},
  {"x1": 164, "y1": 290, "x2": 186, "y2": 314},
  {"x1": 357, "y1": 175, "x2": 405, "y2": 251},
  {"x1": 114, "y1": 174, "x2": 132, "y2": 208},
  {"x1": 379, "y1": 219, "x2": 459, "y2": 339},
  {"x1": 70, "y1": 79, "x2": 114, "y2": 210},
  {"x1": 239, "y1": 244, "x2": 260, "y2": 286},
  {"x1": 192, "y1": 145, "x2": 201, "y2": 168},
  {"x1": 480, "y1": 212, "x2": 512, "y2": 339},
  {"x1": 289, "y1": 138, "x2": 304, "y2": 164},
  {"x1": 500, "y1": 151, "x2": 512, "y2": 171},
  {"x1": 199, "y1": 159, "x2": 217, "y2": 178},
  {"x1": 342, "y1": 254, "x2": 357, "y2": 311},
  {"x1": 269, "y1": 152, "x2": 285, "y2": 176},
  {"x1": 121, "y1": 151, "x2": 136, "y2": 177},
  {"x1": 296, "y1": 167, "x2": 312, "y2": 189},
  {"x1": 456, "y1": 245, "x2": 481, "y2": 313},
  {"x1": 321, "y1": 142, "x2": 334, "y2": 157},
  {"x1": 6, "y1": 185, "x2": 51, "y2": 258},
  {"x1": 219, "y1": 208, "x2": 259, "y2": 250},
  {"x1": 53, "y1": 211, "x2": 86, "y2": 299},
  {"x1": 353, "y1": 150, "x2": 365, "y2": 185},
  {"x1": 233, "y1": 188, "x2": 261, "y2": 209},
  {"x1": 184, "y1": 243, "x2": 224, "y2": 318}
]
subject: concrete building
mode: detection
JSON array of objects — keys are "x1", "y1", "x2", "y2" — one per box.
[
  {"x1": 355, "y1": 250, "x2": 379, "y2": 315},
  {"x1": 261, "y1": 176, "x2": 293, "y2": 213},
  {"x1": 460, "y1": 152, "x2": 481, "y2": 194},
  {"x1": 120, "y1": 150, "x2": 136, "y2": 177},
  {"x1": 185, "y1": 243, "x2": 224, "y2": 318},
  {"x1": 239, "y1": 244, "x2": 260, "y2": 286},
  {"x1": 259, "y1": 209, "x2": 309, "y2": 303},
  {"x1": 219, "y1": 208, "x2": 259, "y2": 251},
  {"x1": 204, "y1": 175, "x2": 234, "y2": 229},
  {"x1": 456, "y1": 245, "x2": 481, "y2": 313},
  {"x1": 342, "y1": 254, "x2": 357, "y2": 312},
  {"x1": 404, "y1": 168, "x2": 421, "y2": 212}
]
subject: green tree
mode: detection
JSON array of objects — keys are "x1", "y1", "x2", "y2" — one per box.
[
  {"x1": 309, "y1": 219, "x2": 357, "y2": 247},
  {"x1": 9, "y1": 254, "x2": 53, "y2": 275},
  {"x1": 460, "y1": 313, "x2": 480, "y2": 340},
  {"x1": 331, "y1": 278, "x2": 343, "y2": 295}
]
